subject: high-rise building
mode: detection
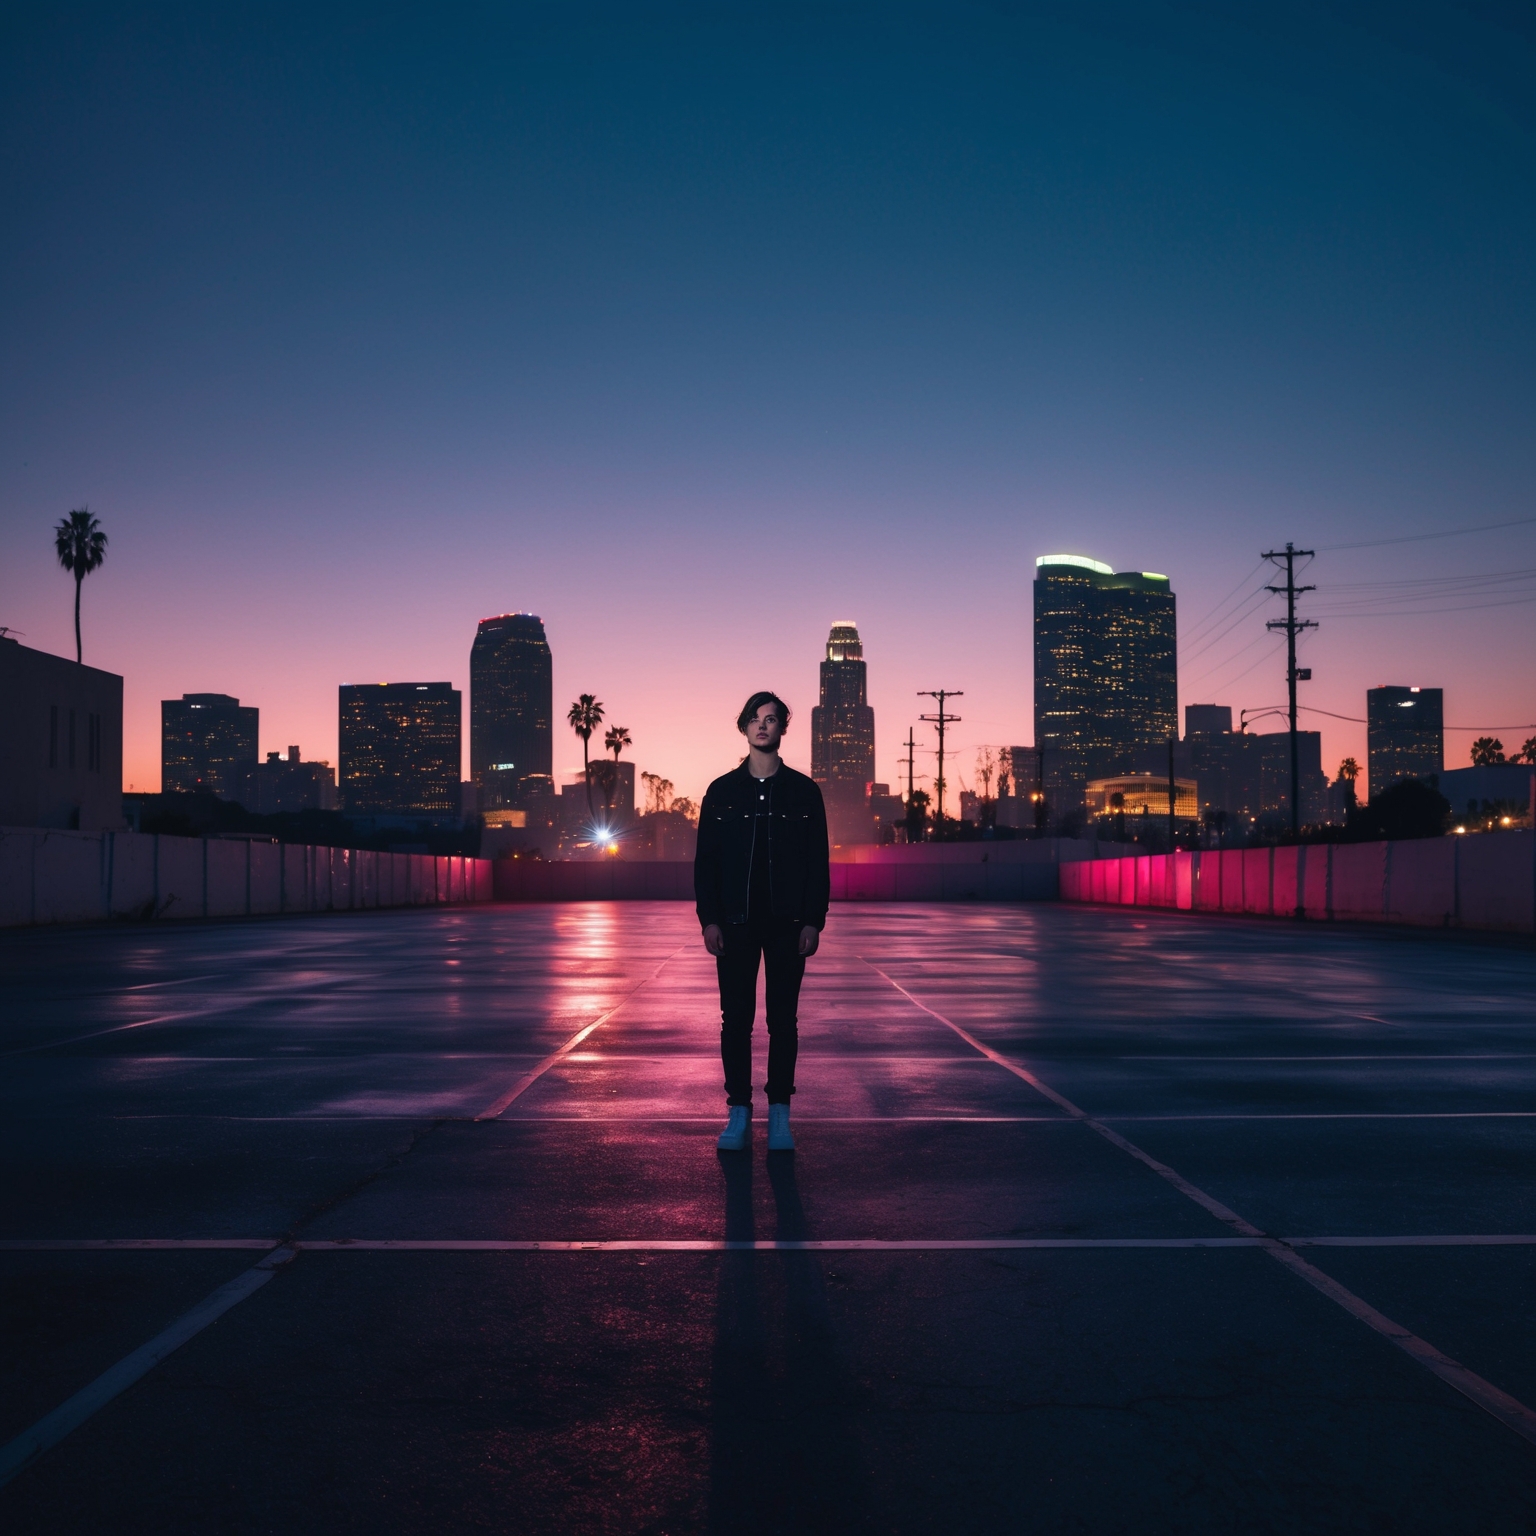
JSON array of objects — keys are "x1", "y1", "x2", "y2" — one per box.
[
  {"x1": 1033, "y1": 556, "x2": 1177, "y2": 813},
  {"x1": 161, "y1": 693, "x2": 258, "y2": 799},
  {"x1": 338, "y1": 682, "x2": 461, "y2": 819},
  {"x1": 1367, "y1": 686, "x2": 1443, "y2": 797},
  {"x1": 470, "y1": 613, "x2": 553, "y2": 812},
  {"x1": 811, "y1": 621, "x2": 876, "y2": 845}
]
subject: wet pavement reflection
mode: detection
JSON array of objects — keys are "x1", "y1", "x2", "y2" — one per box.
[{"x1": 3, "y1": 901, "x2": 1536, "y2": 1531}]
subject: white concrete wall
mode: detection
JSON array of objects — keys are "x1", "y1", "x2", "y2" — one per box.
[{"x1": 0, "y1": 827, "x2": 494, "y2": 927}]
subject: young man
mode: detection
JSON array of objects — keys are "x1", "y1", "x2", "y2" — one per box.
[{"x1": 694, "y1": 691, "x2": 830, "y2": 1152}]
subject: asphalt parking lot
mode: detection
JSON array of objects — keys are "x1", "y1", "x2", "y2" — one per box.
[{"x1": 4, "y1": 900, "x2": 1536, "y2": 1533}]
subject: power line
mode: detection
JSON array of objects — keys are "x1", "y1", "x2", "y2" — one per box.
[
  {"x1": 1296, "y1": 706, "x2": 1536, "y2": 732},
  {"x1": 1320, "y1": 514, "x2": 1536, "y2": 552},
  {"x1": 1184, "y1": 625, "x2": 1275, "y2": 686},
  {"x1": 898, "y1": 727, "x2": 918, "y2": 807},
  {"x1": 1178, "y1": 560, "x2": 1269, "y2": 649},
  {"x1": 1178, "y1": 585, "x2": 1274, "y2": 667},
  {"x1": 1192, "y1": 635, "x2": 1286, "y2": 694}
]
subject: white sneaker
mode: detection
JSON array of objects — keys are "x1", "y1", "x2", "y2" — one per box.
[
  {"x1": 767, "y1": 1103, "x2": 795, "y2": 1152},
  {"x1": 717, "y1": 1105, "x2": 751, "y2": 1151}
]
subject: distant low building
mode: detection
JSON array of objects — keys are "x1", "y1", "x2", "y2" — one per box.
[
  {"x1": 162, "y1": 693, "x2": 258, "y2": 799},
  {"x1": 994, "y1": 746, "x2": 1046, "y2": 831},
  {"x1": 868, "y1": 783, "x2": 905, "y2": 842},
  {"x1": 0, "y1": 634, "x2": 123, "y2": 830},
  {"x1": 630, "y1": 809, "x2": 698, "y2": 861},
  {"x1": 556, "y1": 764, "x2": 636, "y2": 849},
  {"x1": 1175, "y1": 714, "x2": 1328, "y2": 827},
  {"x1": 1184, "y1": 704, "x2": 1233, "y2": 736},
  {"x1": 1255, "y1": 730, "x2": 1328, "y2": 826},
  {"x1": 1086, "y1": 774, "x2": 1198, "y2": 823},
  {"x1": 1439, "y1": 765, "x2": 1533, "y2": 821},
  {"x1": 234, "y1": 746, "x2": 337, "y2": 814}
]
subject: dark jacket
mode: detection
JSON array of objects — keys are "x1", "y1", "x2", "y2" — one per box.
[{"x1": 694, "y1": 762, "x2": 830, "y2": 931}]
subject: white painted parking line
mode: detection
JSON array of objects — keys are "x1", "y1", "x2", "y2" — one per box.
[
  {"x1": 861, "y1": 959, "x2": 1536, "y2": 1450},
  {"x1": 0, "y1": 1010, "x2": 220, "y2": 1058},
  {"x1": 0, "y1": 1245, "x2": 297, "y2": 1490},
  {"x1": 496, "y1": 1115, "x2": 1069, "y2": 1123},
  {"x1": 1104, "y1": 1112, "x2": 1536, "y2": 1121},
  {"x1": 473, "y1": 948, "x2": 685, "y2": 1120},
  {"x1": 1287, "y1": 1234, "x2": 1536, "y2": 1248},
  {"x1": 119, "y1": 975, "x2": 223, "y2": 993},
  {"x1": 5, "y1": 1234, "x2": 1536, "y2": 1252},
  {"x1": 1118, "y1": 1054, "x2": 1536, "y2": 1061},
  {"x1": 0, "y1": 1239, "x2": 280, "y2": 1251},
  {"x1": 292, "y1": 1237, "x2": 1264, "y2": 1251}
]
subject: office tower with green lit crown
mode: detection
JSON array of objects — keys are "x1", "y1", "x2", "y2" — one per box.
[
  {"x1": 1033, "y1": 555, "x2": 1177, "y2": 814},
  {"x1": 471, "y1": 613, "x2": 554, "y2": 812}
]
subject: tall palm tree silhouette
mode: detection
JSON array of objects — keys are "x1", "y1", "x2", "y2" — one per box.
[
  {"x1": 54, "y1": 508, "x2": 108, "y2": 664},
  {"x1": 601, "y1": 725, "x2": 632, "y2": 818},
  {"x1": 1338, "y1": 756, "x2": 1361, "y2": 812},
  {"x1": 567, "y1": 695, "x2": 605, "y2": 818}
]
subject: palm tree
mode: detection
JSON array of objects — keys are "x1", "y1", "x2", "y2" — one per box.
[
  {"x1": 1470, "y1": 737, "x2": 1506, "y2": 767},
  {"x1": 54, "y1": 507, "x2": 108, "y2": 664},
  {"x1": 1338, "y1": 756, "x2": 1360, "y2": 812},
  {"x1": 600, "y1": 725, "x2": 631, "y2": 818},
  {"x1": 566, "y1": 695, "x2": 605, "y2": 817}
]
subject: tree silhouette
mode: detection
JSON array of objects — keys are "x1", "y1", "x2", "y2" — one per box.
[
  {"x1": 1338, "y1": 757, "x2": 1360, "y2": 812},
  {"x1": 1470, "y1": 737, "x2": 1506, "y2": 767},
  {"x1": 54, "y1": 507, "x2": 108, "y2": 664},
  {"x1": 1346, "y1": 778, "x2": 1449, "y2": 842},
  {"x1": 1517, "y1": 737, "x2": 1536, "y2": 766},
  {"x1": 641, "y1": 772, "x2": 674, "y2": 816},
  {"x1": 597, "y1": 726, "x2": 631, "y2": 819},
  {"x1": 905, "y1": 788, "x2": 930, "y2": 843},
  {"x1": 566, "y1": 695, "x2": 605, "y2": 818}
]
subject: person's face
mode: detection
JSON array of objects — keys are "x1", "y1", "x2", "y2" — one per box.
[{"x1": 744, "y1": 703, "x2": 784, "y2": 752}]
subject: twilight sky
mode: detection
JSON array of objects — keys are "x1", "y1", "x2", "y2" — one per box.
[{"x1": 3, "y1": 2, "x2": 1534, "y2": 802}]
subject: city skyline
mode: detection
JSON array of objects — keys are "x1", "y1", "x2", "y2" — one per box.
[
  {"x1": 3, "y1": 7, "x2": 1534, "y2": 804},
  {"x1": 9, "y1": 539, "x2": 1534, "y2": 809}
]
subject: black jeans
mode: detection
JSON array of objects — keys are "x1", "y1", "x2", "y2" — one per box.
[{"x1": 717, "y1": 917, "x2": 805, "y2": 1106}]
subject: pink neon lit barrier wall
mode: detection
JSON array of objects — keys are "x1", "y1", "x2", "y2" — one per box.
[{"x1": 1057, "y1": 834, "x2": 1534, "y2": 934}]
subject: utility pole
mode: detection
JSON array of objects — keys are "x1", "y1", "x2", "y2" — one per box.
[
  {"x1": 1167, "y1": 734, "x2": 1177, "y2": 853},
  {"x1": 918, "y1": 691, "x2": 963, "y2": 828},
  {"x1": 1262, "y1": 542, "x2": 1317, "y2": 838},
  {"x1": 898, "y1": 727, "x2": 917, "y2": 808}
]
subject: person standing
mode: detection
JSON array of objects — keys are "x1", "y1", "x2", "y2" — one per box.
[{"x1": 695, "y1": 691, "x2": 830, "y2": 1152}]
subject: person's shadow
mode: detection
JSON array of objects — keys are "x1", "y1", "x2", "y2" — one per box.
[{"x1": 707, "y1": 1146, "x2": 876, "y2": 1533}]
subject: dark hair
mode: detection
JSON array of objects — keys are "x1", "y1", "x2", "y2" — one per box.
[{"x1": 737, "y1": 691, "x2": 791, "y2": 734}]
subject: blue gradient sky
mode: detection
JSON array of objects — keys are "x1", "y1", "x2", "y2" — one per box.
[{"x1": 3, "y1": 3, "x2": 1534, "y2": 800}]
